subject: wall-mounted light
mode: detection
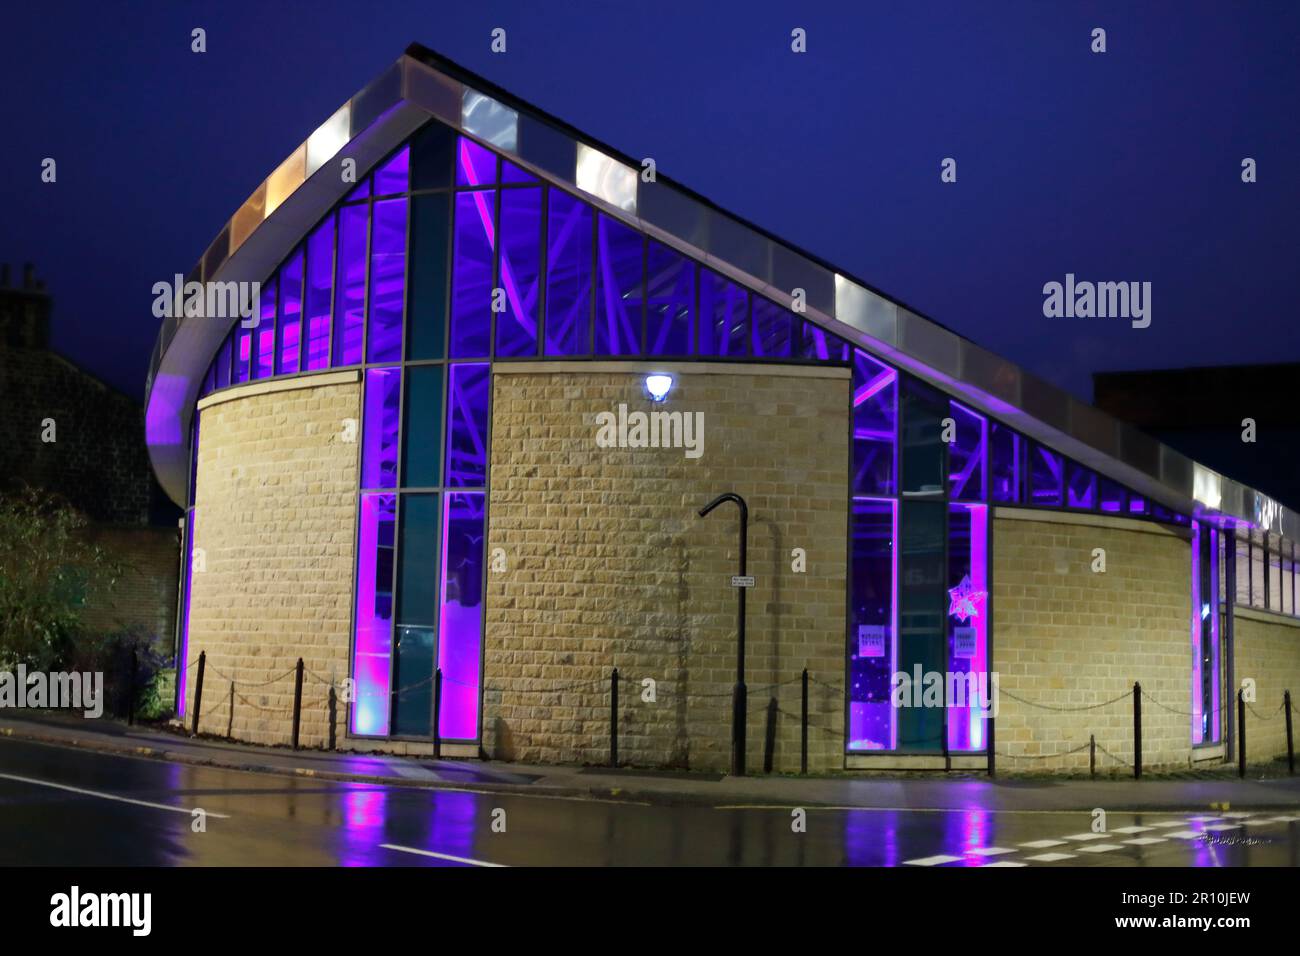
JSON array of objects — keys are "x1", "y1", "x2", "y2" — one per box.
[{"x1": 645, "y1": 374, "x2": 673, "y2": 403}]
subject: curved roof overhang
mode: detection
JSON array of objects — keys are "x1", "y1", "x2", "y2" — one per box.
[{"x1": 146, "y1": 44, "x2": 1299, "y2": 541}]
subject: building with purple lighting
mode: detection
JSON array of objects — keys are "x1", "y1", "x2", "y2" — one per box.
[{"x1": 148, "y1": 46, "x2": 1300, "y2": 772}]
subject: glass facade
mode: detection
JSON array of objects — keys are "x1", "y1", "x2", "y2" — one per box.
[{"x1": 186, "y1": 115, "x2": 1250, "y2": 751}]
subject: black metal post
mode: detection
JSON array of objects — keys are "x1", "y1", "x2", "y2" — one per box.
[
  {"x1": 291, "y1": 657, "x2": 304, "y2": 750},
  {"x1": 432, "y1": 667, "x2": 443, "y2": 759},
  {"x1": 327, "y1": 684, "x2": 338, "y2": 751},
  {"x1": 191, "y1": 650, "x2": 206, "y2": 736},
  {"x1": 1090, "y1": 733, "x2": 1096, "y2": 778},
  {"x1": 1238, "y1": 689, "x2": 1246, "y2": 779},
  {"x1": 127, "y1": 643, "x2": 138, "y2": 726},
  {"x1": 1225, "y1": 529, "x2": 1237, "y2": 763},
  {"x1": 1133, "y1": 681, "x2": 1142, "y2": 780},
  {"x1": 987, "y1": 706, "x2": 995, "y2": 778},
  {"x1": 1285, "y1": 690, "x2": 1294, "y2": 776},
  {"x1": 609, "y1": 668, "x2": 618, "y2": 768},
  {"x1": 698, "y1": 492, "x2": 749, "y2": 777},
  {"x1": 800, "y1": 668, "x2": 809, "y2": 775},
  {"x1": 226, "y1": 682, "x2": 234, "y2": 739}
]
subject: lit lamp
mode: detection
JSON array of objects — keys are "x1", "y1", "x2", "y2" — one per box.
[{"x1": 644, "y1": 374, "x2": 673, "y2": 402}]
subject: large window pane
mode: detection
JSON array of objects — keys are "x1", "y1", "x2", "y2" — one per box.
[
  {"x1": 898, "y1": 500, "x2": 946, "y2": 752},
  {"x1": 698, "y1": 270, "x2": 747, "y2": 357},
  {"x1": 457, "y1": 136, "x2": 497, "y2": 187},
  {"x1": 401, "y1": 365, "x2": 444, "y2": 488},
  {"x1": 900, "y1": 376, "x2": 946, "y2": 495},
  {"x1": 304, "y1": 217, "x2": 333, "y2": 371},
  {"x1": 351, "y1": 493, "x2": 396, "y2": 736},
  {"x1": 947, "y1": 401, "x2": 987, "y2": 502},
  {"x1": 947, "y1": 503, "x2": 989, "y2": 752},
  {"x1": 1066, "y1": 460, "x2": 1097, "y2": 509},
  {"x1": 989, "y1": 423, "x2": 1021, "y2": 503},
  {"x1": 367, "y1": 198, "x2": 407, "y2": 363},
  {"x1": 407, "y1": 193, "x2": 449, "y2": 360},
  {"x1": 497, "y1": 188, "x2": 542, "y2": 357},
  {"x1": 645, "y1": 240, "x2": 693, "y2": 355},
  {"x1": 333, "y1": 203, "x2": 367, "y2": 365},
  {"x1": 798, "y1": 320, "x2": 851, "y2": 362},
  {"x1": 411, "y1": 121, "x2": 455, "y2": 191},
  {"x1": 752, "y1": 297, "x2": 793, "y2": 358},
  {"x1": 439, "y1": 492, "x2": 486, "y2": 739},
  {"x1": 361, "y1": 367, "x2": 401, "y2": 490},
  {"x1": 254, "y1": 278, "x2": 276, "y2": 379},
  {"x1": 393, "y1": 491, "x2": 439, "y2": 738},
  {"x1": 1028, "y1": 442, "x2": 1064, "y2": 506},
  {"x1": 595, "y1": 214, "x2": 643, "y2": 355},
  {"x1": 544, "y1": 189, "x2": 591, "y2": 356},
  {"x1": 450, "y1": 190, "x2": 495, "y2": 357},
  {"x1": 848, "y1": 498, "x2": 897, "y2": 751},
  {"x1": 446, "y1": 363, "x2": 489, "y2": 487},
  {"x1": 276, "y1": 249, "x2": 303, "y2": 375},
  {"x1": 852, "y1": 349, "x2": 897, "y2": 496},
  {"x1": 374, "y1": 146, "x2": 409, "y2": 197},
  {"x1": 234, "y1": 325, "x2": 251, "y2": 383}
]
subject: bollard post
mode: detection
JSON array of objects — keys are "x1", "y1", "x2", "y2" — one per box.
[
  {"x1": 291, "y1": 658, "x2": 305, "y2": 750},
  {"x1": 800, "y1": 669, "x2": 809, "y2": 776},
  {"x1": 987, "y1": 707, "x2": 996, "y2": 778},
  {"x1": 1133, "y1": 681, "x2": 1142, "y2": 780},
  {"x1": 227, "y1": 682, "x2": 234, "y2": 739},
  {"x1": 191, "y1": 651, "x2": 206, "y2": 736},
  {"x1": 432, "y1": 668, "x2": 443, "y2": 760},
  {"x1": 1285, "y1": 690, "x2": 1294, "y2": 776},
  {"x1": 733, "y1": 683, "x2": 748, "y2": 777},
  {"x1": 127, "y1": 643, "x2": 138, "y2": 726},
  {"x1": 1238, "y1": 689, "x2": 1246, "y2": 779},
  {"x1": 327, "y1": 684, "x2": 338, "y2": 751},
  {"x1": 762, "y1": 697, "x2": 778, "y2": 774},
  {"x1": 1090, "y1": 733, "x2": 1096, "y2": 779},
  {"x1": 610, "y1": 668, "x2": 618, "y2": 768}
]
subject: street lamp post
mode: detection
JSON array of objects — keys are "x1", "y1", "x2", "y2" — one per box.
[{"x1": 697, "y1": 492, "x2": 749, "y2": 776}]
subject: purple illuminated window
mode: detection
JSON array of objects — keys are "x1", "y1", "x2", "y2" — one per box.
[
  {"x1": 361, "y1": 367, "x2": 401, "y2": 489},
  {"x1": 439, "y1": 492, "x2": 486, "y2": 739},
  {"x1": 343, "y1": 177, "x2": 370, "y2": 202},
  {"x1": 798, "y1": 321, "x2": 851, "y2": 362},
  {"x1": 496, "y1": 188, "x2": 541, "y2": 357},
  {"x1": 848, "y1": 497, "x2": 897, "y2": 751},
  {"x1": 852, "y1": 349, "x2": 897, "y2": 496},
  {"x1": 367, "y1": 198, "x2": 407, "y2": 363},
  {"x1": 1066, "y1": 460, "x2": 1097, "y2": 509},
  {"x1": 235, "y1": 326, "x2": 251, "y2": 383},
  {"x1": 1191, "y1": 522, "x2": 1222, "y2": 745},
  {"x1": 948, "y1": 401, "x2": 988, "y2": 501},
  {"x1": 1128, "y1": 494, "x2": 1148, "y2": 515},
  {"x1": 457, "y1": 137, "x2": 497, "y2": 187},
  {"x1": 752, "y1": 297, "x2": 793, "y2": 358},
  {"x1": 645, "y1": 240, "x2": 693, "y2": 355},
  {"x1": 544, "y1": 189, "x2": 592, "y2": 356},
  {"x1": 374, "y1": 146, "x2": 409, "y2": 196},
  {"x1": 1099, "y1": 478, "x2": 1126, "y2": 513},
  {"x1": 445, "y1": 363, "x2": 490, "y2": 487},
  {"x1": 595, "y1": 214, "x2": 644, "y2": 355},
  {"x1": 698, "y1": 270, "x2": 747, "y2": 357},
  {"x1": 351, "y1": 492, "x2": 395, "y2": 736},
  {"x1": 277, "y1": 249, "x2": 303, "y2": 375},
  {"x1": 947, "y1": 503, "x2": 989, "y2": 752},
  {"x1": 254, "y1": 278, "x2": 276, "y2": 379},
  {"x1": 1028, "y1": 442, "x2": 1064, "y2": 506},
  {"x1": 989, "y1": 423, "x2": 1021, "y2": 503},
  {"x1": 333, "y1": 204, "x2": 367, "y2": 366},
  {"x1": 215, "y1": 333, "x2": 232, "y2": 389},
  {"x1": 450, "y1": 190, "x2": 495, "y2": 357},
  {"x1": 304, "y1": 217, "x2": 333, "y2": 371},
  {"x1": 501, "y1": 158, "x2": 537, "y2": 184}
]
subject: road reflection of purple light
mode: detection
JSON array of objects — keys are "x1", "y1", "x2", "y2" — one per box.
[
  {"x1": 427, "y1": 791, "x2": 480, "y2": 862},
  {"x1": 844, "y1": 809, "x2": 901, "y2": 866},
  {"x1": 338, "y1": 788, "x2": 391, "y2": 866},
  {"x1": 948, "y1": 808, "x2": 993, "y2": 866}
]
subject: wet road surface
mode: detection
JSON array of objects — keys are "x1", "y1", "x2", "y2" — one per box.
[{"x1": 2, "y1": 737, "x2": 1297, "y2": 867}]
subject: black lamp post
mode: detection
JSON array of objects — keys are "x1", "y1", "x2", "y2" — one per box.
[{"x1": 698, "y1": 492, "x2": 749, "y2": 776}]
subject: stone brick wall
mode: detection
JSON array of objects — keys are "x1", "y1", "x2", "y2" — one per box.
[
  {"x1": 1234, "y1": 610, "x2": 1300, "y2": 761},
  {"x1": 81, "y1": 523, "x2": 180, "y2": 645},
  {"x1": 485, "y1": 364, "x2": 849, "y2": 773},
  {"x1": 992, "y1": 510, "x2": 1198, "y2": 771},
  {"x1": 183, "y1": 375, "x2": 359, "y2": 748}
]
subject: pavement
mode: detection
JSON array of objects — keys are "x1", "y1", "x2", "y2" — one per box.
[{"x1": 2, "y1": 709, "x2": 1299, "y2": 814}]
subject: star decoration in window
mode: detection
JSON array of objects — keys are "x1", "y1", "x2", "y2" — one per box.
[{"x1": 947, "y1": 574, "x2": 986, "y2": 622}]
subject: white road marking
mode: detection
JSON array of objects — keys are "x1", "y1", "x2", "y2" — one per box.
[
  {"x1": 1202, "y1": 823, "x2": 1241, "y2": 832},
  {"x1": 1019, "y1": 839, "x2": 1067, "y2": 849},
  {"x1": 1062, "y1": 832, "x2": 1109, "y2": 841},
  {"x1": 1122, "y1": 837, "x2": 1168, "y2": 846},
  {"x1": 1024, "y1": 852, "x2": 1075, "y2": 862},
  {"x1": 0, "y1": 770, "x2": 230, "y2": 818},
  {"x1": 1147, "y1": 820, "x2": 1190, "y2": 828},
  {"x1": 1075, "y1": 843, "x2": 1124, "y2": 853},
  {"x1": 1111, "y1": 825, "x2": 1155, "y2": 834},
  {"x1": 903, "y1": 854, "x2": 962, "y2": 866},
  {"x1": 968, "y1": 846, "x2": 1017, "y2": 857},
  {"x1": 380, "y1": 843, "x2": 505, "y2": 867},
  {"x1": 980, "y1": 860, "x2": 1027, "y2": 867},
  {"x1": 1167, "y1": 830, "x2": 1204, "y2": 839}
]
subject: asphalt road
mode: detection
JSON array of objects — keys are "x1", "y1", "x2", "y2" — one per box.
[{"x1": 1, "y1": 737, "x2": 1297, "y2": 867}]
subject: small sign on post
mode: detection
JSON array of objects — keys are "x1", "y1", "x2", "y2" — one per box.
[{"x1": 730, "y1": 575, "x2": 755, "y2": 588}]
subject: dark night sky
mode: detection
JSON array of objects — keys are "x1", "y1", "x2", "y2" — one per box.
[{"x1": 3, "y1": 1, "x2": 1297, "y2": 402}]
